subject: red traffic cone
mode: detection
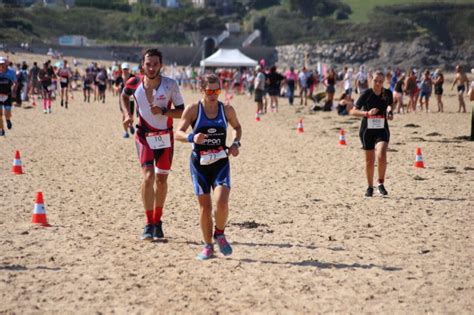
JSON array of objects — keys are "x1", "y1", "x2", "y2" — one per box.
[
  {"x1": 255, "y1": 112, "x2": 261, "y2": 122},
  {"x1": 414, "y1": 147, "x2": 425, "y2": 168},
  {"x1": 338, "y1": 128, "x2": 347, "y2": 146},
  {"x1": 297, "y1": 119, "x2": 304, "y2": 133},
  {"x1": 32, "y1": 192, "x2": 50, "y2": 227},
  {"x1": 12, "y1": 150, "x2": 24, "y2": 175}
]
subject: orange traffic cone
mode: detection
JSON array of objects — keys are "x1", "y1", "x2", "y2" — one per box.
[
  {"x1": 12, "y1": 150, "x2": 24, "y2": 175},
  {"x1": 414, "y1": 147, "x2": 425, "y2": 168},
  {"x1": 255, "y1": 112, "x2": 261, "y2": 122},
  {"x1": 32, "y1": 192, "x2": 50, "y2": 227},
  {"x1": 297, "y1": 119, "x2": 304, "y2": 133},
  {"x1": 338, "y1": 128, "x2": 347, "y2": 146}
]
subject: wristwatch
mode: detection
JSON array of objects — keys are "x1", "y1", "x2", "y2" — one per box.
[
  {"x1": 161, "y1": 107, "x2": 168, "y2": 115},
  {"x1": 232, "y1": 140, "x2": 241, "y2": 147}
]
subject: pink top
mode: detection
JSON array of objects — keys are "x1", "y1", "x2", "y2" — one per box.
[{"x1": 285, "y1": 71, "x2": 297, "y2": 81}]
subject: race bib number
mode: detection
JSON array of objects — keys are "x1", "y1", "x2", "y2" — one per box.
[
  {"x1": 0, "y1": 94, "x2": 8, "y2": 102},
  {"x1": 146, "y1": 132, "x2": 171, "y2": 150},
  {"x1": 60, "y1": 78, "x2": 68, "y2": 83},
  {"x1": 47, "y1": 85, "x2": 55, "y2": 91},
  {"x1": 367, "y1": 116, "x2": 385, "y2": 129},
  {"x1": 200, "y1": 148, "x2": 227, "y2": 166}
]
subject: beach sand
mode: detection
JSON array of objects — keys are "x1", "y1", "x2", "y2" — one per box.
[{"x1": 0, "y1": 53, "x2": 473, "y2": 314}]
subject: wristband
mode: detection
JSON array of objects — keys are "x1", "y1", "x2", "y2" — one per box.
[
  {"x1": 161, "y1": 107, "x2": 168, "y2": 115},
  {"x1": 187, "y1": 133, "x2": 194, "y2": 143},
  {"x1": 365, "y1": 111, "x2": 369, "y2": 117}
]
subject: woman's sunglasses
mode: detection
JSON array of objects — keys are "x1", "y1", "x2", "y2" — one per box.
[{"x1": 204, "y1": 89, "x2": 221, "y2": 96}]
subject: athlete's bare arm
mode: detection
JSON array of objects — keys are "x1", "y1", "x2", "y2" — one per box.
[
  {"x1": 121, "y1": 92, "x2": 133, "y2": 128},
  {"x1": 163, "y1": 105, "x2": 184, "y2": 119},
  {"x1": 175, "y1": 103, "x2": 201, "y2": 143}
]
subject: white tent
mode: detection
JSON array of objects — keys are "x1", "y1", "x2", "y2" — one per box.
[{"x1": 200, "y1": 49, "x2": 258, "y2": 68}]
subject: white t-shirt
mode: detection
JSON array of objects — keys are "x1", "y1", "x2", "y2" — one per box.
[{"x1": 133, "y1": 76, "x2": 184, "y2": 131}]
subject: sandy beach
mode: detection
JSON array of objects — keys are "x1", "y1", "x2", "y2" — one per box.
[{"x1": 0, "y1": 53, "x2": 473, "y2": 314}]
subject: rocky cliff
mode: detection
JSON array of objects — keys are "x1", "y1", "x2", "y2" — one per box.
[{"x1": 276, "y1": 35, "x2": 473, "y2": 71}]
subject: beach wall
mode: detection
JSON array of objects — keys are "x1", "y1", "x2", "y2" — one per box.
[{"x1": 3, "y1": 43, "x2": 277, "y2": 67}]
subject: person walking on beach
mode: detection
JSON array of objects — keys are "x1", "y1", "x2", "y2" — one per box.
[
  {"x1": 175, "y1": 73, "x2": 242, "y2": 260},
  {"x1": 355, "y1": 65, "x2": 369, "y2": 96},
  {"x1": 0, "y1": 57, "x2": 17, "y2": 136},
  {"x1": 393, "y1": 73, "x2": 405, "y2": 114},
  {"x1": 350, "y1": 70, "x2": 394, "y2": 197},
  {"x1": 57, "y1": 59, "x2": 72, "y2": 109},
  {"x1": 254, "y1": 65, "x2": 265, "y2": 118},
  {"x1": 267, "y1": 65, "x2": 284, "y2": 112},
  {"x1": 433, "y1": 69, "x2": 444, "y2": 112},
  {"x1": 38, "y1": 61, "x2": 55, "y2": 114},
  {"x1": 419, "y1": 70, "x2": 433, "y2": 113},
  {"x1": 452, "y1": 65, "x2": 469, "y2": 113},
  {"x1": 121, "y1": 49, "x2": 185, "y2": 241},
  {"x1": 115, "y1": 63, "x2": 137, "y2": 138},
  {"x1": 284, "y1": 66, "x2": 297, "y2": 106}
]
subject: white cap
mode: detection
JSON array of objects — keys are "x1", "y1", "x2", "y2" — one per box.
[
  {"x1": 255, "y1": 65, "x2": 261, "y2": 71},
  {"x1": 121, "y1": 63, "x2": 130, "y2": 70}
]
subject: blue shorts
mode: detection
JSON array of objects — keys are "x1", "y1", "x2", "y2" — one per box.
[
  {"x1": 420, "y1": 91, "x2": 431, "y2": 99},
  {"x1": 0, "y1": 104, "x2": 12, "y2": 111},
  {"x1": 190, "y1": 152, "x2": 230, "y2": 195}
]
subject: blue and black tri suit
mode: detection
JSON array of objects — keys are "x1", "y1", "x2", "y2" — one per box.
[
  {"x1": 190, "y1": 101, "x2": 231, "y2": 195},
  {"x1": 0, "y1": 68, "x2": 17, "y2": 110}
]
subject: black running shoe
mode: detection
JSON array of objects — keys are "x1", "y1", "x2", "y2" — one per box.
[
  {"x1": 378, "y1": 184, "x2": 388, "y2": 196},
  {"x1": 141, "y1": 224, "x2": 154, "y2": 240},
  {"x1": 61, "y1": 100, "x2": 64, "y2": 107},
  {"x1": 6, "y1": 120, "x2": 12, "y2": 130},
  {"x1": 153, "y1": 221, "x2": 164, "y2": 240},
  {"x1": 365, "y1": 186, "x2": 374, "y2": 197}
]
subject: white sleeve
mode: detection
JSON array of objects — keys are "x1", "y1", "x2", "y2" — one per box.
[{"x1": 171, "y1": 80, "x2": 184, "y2": 106}]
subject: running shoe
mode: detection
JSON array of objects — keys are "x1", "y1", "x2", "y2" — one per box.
[
  {"x1": 44, "y1": 110, "x2": 47, "y2": 114},
  {"x1": 48, "y1": 108, "x2": 52, "y2": 114},
  {"x1": 196, "y1": 244, "x2": 214, "y2": 260},
  {"x1": 141, "y1": 224, "x2": 154, "y2": 240},
  {"x1": 0, "y1": 129, "x2": 5, "y2": 136},
  {"x1": 378, "y1": 184, "x2": 388, "y2": 196},
  {"x1": 60, "y1": 100, "x2": 64, "y2": 107},
  {"x1": 213, "y1": 234, "x2": 233, "y2": 256},
  {"x1": 364, "y1": 186, "x2": 374, "y2": 197},
  {"x1": 130, "y1": 126, "x2": 135, "y2": 135},
  {"x1": 123, "y1": 132, "x2": 130, "y2": 139},
  {"x1": 153, "y1": 221, "x2": 164, "y2": 240},
  {"x1": 6, "y1": 120, "x2": 12, "y2": 130}
]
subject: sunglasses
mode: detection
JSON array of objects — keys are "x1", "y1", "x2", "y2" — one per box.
[{"x1": 204, "y1": 89, "x2": 221, "y2": 96}]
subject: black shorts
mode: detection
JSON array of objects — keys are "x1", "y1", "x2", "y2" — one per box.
[
  {"x1": 98, "y1": 84, "x2": 106, "y2": 92},
  {"x1": 268, "y1": 87, "x2": 280, "y2": 96},
  {"x1": 60, "y1": 82, "x2": 68, "y2": 89},
  {"x1": 434, "y1": 85, "x2": 443, "y2": 96},
  {"x1": 254, "y1": 89, "x2": 264, "y2": 102},
  {"x1": 359, "y1": 128, "x2": 390, "y2": 150}
]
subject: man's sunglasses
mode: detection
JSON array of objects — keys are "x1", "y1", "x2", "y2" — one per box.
[{"x1": 204, "y1": 89, "x2": 221, "y2": 96}]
